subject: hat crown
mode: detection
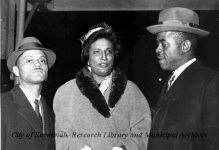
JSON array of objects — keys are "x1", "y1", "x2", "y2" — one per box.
[
  {"x1": 159, "y1": 7, "x2": 199, "y2": 26},
  {"x1": 16, "y1": 37, "x2": 42, "y2": 51},
  {"x1": 146, "y1": 7, "x2": 209, "y2": 37},
  {"x1": 7, "y1": 36, "x2": 56, "y2": 73}
]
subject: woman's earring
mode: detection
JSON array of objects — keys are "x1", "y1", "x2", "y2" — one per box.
[{"x1": 87, "y1": 62, "x2": 91, "y2": 72}]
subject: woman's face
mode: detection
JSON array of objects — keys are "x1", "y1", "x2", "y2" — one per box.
[{"x1": 88, "y1": 38, "x2": 115, "y2": 81}]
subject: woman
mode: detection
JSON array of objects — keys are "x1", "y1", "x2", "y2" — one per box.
[{"x1": 53, "y1": 23, "x2": 151, "y2": 150}]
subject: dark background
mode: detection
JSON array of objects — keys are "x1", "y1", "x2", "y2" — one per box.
[{"x1": 1, "y1": 10, "x2": 219, "y2": 109}]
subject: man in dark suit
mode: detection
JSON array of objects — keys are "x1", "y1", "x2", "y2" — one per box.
[
  {"x1": 1, "y1": 37, "x2": 56, "y2": 150},
  {"x1": 146, "y1": 7, "x2": 219, "y2": 150}
]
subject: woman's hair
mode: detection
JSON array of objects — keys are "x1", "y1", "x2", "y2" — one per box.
[{"x1": 80, "y1": 23, "x2": 121, "y2": 64}]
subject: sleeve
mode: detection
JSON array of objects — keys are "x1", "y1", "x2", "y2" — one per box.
[
  {"x1": 1, "y1": 98, "x2": 5, "y2": 150},
  {"x1": 202, "y1": 72, "x2": 219, "y2": 150},
  {"x1": 53, "y1": 86, "x2": 84, "y2": 150},
  {"x1": 122, "y1": 83, "x2": 151, "y2": 150}
]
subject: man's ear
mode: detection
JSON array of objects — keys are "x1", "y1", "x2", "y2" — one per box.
[
  {"x1": 12, "y1": 66, "x2": 20, "y2": 77},
  {"x1": 181, "y1": 40, "x2": 191, "y2": 53}
]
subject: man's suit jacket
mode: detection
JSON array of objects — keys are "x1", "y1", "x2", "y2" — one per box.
[
  {"x1": 148, "y1": 60, "x2": 219, "y2": 150},
  {"x1": 1, "y1": 85, "x2": 55, "y2": 150}
]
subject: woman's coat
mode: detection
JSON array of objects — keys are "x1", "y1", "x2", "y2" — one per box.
[{"x1": 53, "y1": 67, "x2": 151, "y2": 150}]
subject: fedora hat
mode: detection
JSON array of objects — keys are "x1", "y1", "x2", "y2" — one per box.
[
  {"x1": 7, "y1": 37, "x2": 56, "y2": 73},
  {"x1": 147, "y1": 7, "x2": 209, "y2": 36}
]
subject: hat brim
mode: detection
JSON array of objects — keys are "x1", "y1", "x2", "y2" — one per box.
[
  {"x1": 7, "y1": 47, "x2": 56, "y2": 73},
  {"x1": 146, "y1": 24, "x2": 210, "y2": 37}
]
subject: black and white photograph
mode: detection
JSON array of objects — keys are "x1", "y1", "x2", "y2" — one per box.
[{"x1": 1, "y1": 0, "x2": 219, "y2": 150}]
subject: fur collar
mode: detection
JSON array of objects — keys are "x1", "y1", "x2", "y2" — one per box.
[{"x1": 76, "y1": 67, "x2": 127, "y2": 118}]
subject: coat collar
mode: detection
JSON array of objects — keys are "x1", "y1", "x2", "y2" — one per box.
[
  {"x1": 12, "y1": 85, "x2": 43, "y2": 132},
  {"x1": 76, "y1": 67, "x2": 127, "y2": 118},
  {"x1": 158, "y1": 60, "x2": 202, "y2": 106},
  {"x1": 11, "y1": 85, "x2": 51, "y2": 147}
]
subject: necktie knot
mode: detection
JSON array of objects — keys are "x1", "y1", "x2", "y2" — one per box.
[
  {"x1": 34, "y1": 99, "x2": 39, "y2": 105},
  {"x1": 167, "y1": 73, "x2": 176, "y2": 91}
]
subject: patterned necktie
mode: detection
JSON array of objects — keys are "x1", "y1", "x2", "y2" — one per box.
[
  {"x1": 167, "y1": 73, "x2": 176, "y2": 91},
  {"x1": 34, "y1": 99, "x2": 43, "y2": 130}
]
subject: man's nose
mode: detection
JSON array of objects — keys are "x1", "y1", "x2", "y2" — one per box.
[
  {"x1": 33, "y1": 60, "x2": 41, "y2": 67},
  {"x1": 101, "y1": 51, "x2": 107, "y2": 60},
  {"x1": 155, "y1": 44, "x2": 162, "y2": 53}
]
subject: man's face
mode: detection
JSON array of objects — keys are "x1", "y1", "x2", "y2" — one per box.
[
  {"x1": 13, "y1": 50, "x2": 48, "y2": 85},
  {"x1": 156, "y1": 31, "x2": 183, "y2": 71},
  {"x1": 88, "y1": 38, "x2": 115, "y2": 79}
]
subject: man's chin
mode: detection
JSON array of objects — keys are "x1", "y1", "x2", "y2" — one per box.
[
  {"x1": 159, "y1": 63, "x2": 168, "y2": 70},
  {"x1": 30, "y1": 77, "x2": 47, "y2": 84}
]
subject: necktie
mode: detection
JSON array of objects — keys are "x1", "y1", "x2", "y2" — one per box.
[
  {"x1": 167, "y1": 73, "x2": 176, "y2": 91},
  {"x1": 34, "y1": 99, "x2": 43, "y2": 130}
]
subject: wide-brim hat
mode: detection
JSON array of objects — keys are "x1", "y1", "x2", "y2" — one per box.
[
  {"x1": 146, "y1": 7, "x2": 210, "y2": 37},
  {"x1": 7, "y1": 37, "x2": 56, "y2": 73}
]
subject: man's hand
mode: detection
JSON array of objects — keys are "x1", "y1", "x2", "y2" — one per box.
[
  {"x1": 112, "y1": 146, "x2": 123, "y2": 150},
  {"x1": 81, "y1": 145, "x2": 92, "y2": 150}
]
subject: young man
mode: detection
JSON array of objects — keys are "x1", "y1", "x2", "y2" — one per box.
[
  {"x1": 146, "y1": 7, "x2": 219, "y2": 150},
  {"x1": 1, "y1": 37, "x2": 56, "y2": 150}
]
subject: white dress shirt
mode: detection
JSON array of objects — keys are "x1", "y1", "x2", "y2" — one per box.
[
  {"x1": 171, "y1": 58, "x2": 197, "y2": 85},
  {"x1": 19, "y1": 85, "x2": 43, "y2": 119}
]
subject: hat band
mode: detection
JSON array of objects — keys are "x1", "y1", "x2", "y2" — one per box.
[
  {"x1": 158, "y1": 20, "x2": 199, "y2": 28},
  {"x1": 17, "y1": 42, "x2": 43, "y2": 50}
]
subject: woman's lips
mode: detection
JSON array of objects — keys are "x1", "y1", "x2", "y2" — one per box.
[{"x1": 99, "y1": 63, "x2": 108, "y2": 67}]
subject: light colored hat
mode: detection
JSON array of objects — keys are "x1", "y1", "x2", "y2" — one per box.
[
  {"x1": 147, "y1": 7, "x2": 210, "y2": 36},
  {"x1": 7, "y1": 37, "x2": 56, "y2": 73}
]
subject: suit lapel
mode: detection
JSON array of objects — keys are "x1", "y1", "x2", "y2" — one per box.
[
  {"x1": 157, "y1": 80, "x2": 168, "y2": 108},
  {"x1": 42, "y1": 97, "x2": 50, "y2": 133},
  {"x1": 166, "y1": 61, "x2": 201, "y2": 100},
  {"x1": 41, "y1": 97, "x2": 52, "y2": 149},
  {"x1": 153, "y1": 61, "x2": 200, "y2": 129},
  {"x1": 158, "y1": 61, "x2": 201, "y2": 106},
  {"x1": 11, "y1": 86, "x2": 45, "y2": 145},
  {"x1": 165, "y1": 77, "x2": 182, "y2": 99}
]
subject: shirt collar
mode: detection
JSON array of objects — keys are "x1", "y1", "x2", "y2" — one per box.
[
  {"x1": 173, "y1": 58, "x2": 196, "y2": 78},
  {"x1": 99, "y1": 72, "x2": 112, "y2": 96},
  {"x1": 87, "y1": 65, "x2": 112, "y2": 95},
  {"x1": 19, "y1": 85, "x2": 41, "y2": 103}
]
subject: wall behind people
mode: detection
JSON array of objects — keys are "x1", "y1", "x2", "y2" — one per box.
[{"x1": 2, "y1": 10, "x2": 218, "y2": 109}]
